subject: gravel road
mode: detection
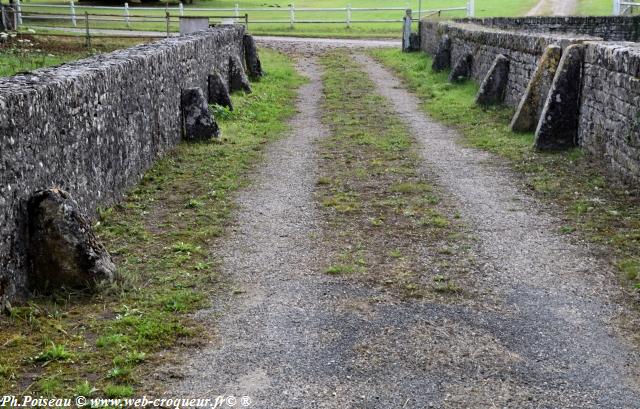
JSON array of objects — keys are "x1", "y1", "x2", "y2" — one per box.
[
  {"x1": 255, "y1": 36, "x2": 399, "y2": 55},
  {"x1": 527, "y1": 0, "x2": 578, "y2": 16},
  {"x1": 162, "y1": 55, "x2": 476, "y2": 408},
  {"x1": 158, "y1": 40, "x2": 640, "y2": 408},
  {"x1": 355, "y1": 53, "x2": 640, "y2": 407}
]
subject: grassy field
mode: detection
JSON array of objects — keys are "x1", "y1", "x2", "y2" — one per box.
[
  {"x1": 0, "y1": 35, "x2": 150, "y2": 76},
  {"x1": 0, "y1": 49, "x2": 303, "y2": 398},
  {"x1": 371, "y1": 49, "x2": 640, "y2": 292},
  {"x1": 577, "y1": 0, "x2": 616, "y2": 15},
  {"x1": 14, "y1": 0, "x2": 627, "y2": 38},
  {"x1": 14, "y1": 0, "x2": 556, "y2": 38}
]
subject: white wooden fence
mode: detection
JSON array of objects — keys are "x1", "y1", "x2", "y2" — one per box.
[
  {"x1": 614, "y1": 0, "x2": 640, "y2": 14},
  {"x1": 13, "y1": 0, "x2": 474, "y2": 31}
]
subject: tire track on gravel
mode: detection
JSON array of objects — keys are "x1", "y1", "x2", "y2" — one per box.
[
  {"x1": 160, "y1": 53, "x2": 483, "y2": 408},
  {"x1": 158, "y1": 53, "x2": 561, "y2": 408},
  {"x1": 157, "y1": 46, "x2": 640, "y2": 408},
  {"x1": 159, "y1": 56, "x2": 334, "y2": 403},
  {"x1": 355, "y1": 53, "x2": 640, "y2": 407}
]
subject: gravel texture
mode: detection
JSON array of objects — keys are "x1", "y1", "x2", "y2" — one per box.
[
  {"x1": 255, "y1": 36, "x2": 399, "y2": 55},
  {"x1": 527, "y1": 0, "x2": 578, "y2": 16},
  {"x1": 355, "y1": 53, "x2": 640, "y2": 407},
  {"x1": 158, "y1": 40, "x2": 640, "y2": 408}
]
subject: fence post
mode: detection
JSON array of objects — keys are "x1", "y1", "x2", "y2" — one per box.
[
  {"x1": 179, "y1": 2, "x2": 184, "y2": 16},
  {"x1": 346, "y1": 3, "x2": 351, "y2": 28},
  {"x1": 289, "y1": 3, "x2": 294, "y2": 29},
  {"x1": 613, "y1": 0, "x2": 621, "y2": 15},
  {"x1": 15, "y1": 0, "x2": 21, "y2": 26},
  {"x1": 84, "y1": 11, "x2": 90, "y2": 48},
  {"x1": 70, "y1": 0, "x2": 76, "y2": 27},
  {"x1": 166, "y1": 11, "x2": 170, "y2": 37},
  {"x1": 245, "y1": 13, "x2": 248, "y2": 29},
  {"x1": 467, "y1": 0, "x2": 475, "y2": 16},
  {"x1": 124, "y1": 2, "x2": 130, "y2": 28},
  {"x1": 402, "y1": 9, "x2": 412, "y2": 52}
]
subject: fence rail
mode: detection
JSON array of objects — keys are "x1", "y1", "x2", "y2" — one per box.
[
  {"x1": 614, "y1": 0, "x2": 640, "y2": 14},
  {"x1": 7, "y1": 0, "x2": 473, "y2": 32}
]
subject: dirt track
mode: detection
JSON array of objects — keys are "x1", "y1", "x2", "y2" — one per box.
[
  {"x1": 526, "y1": 0, "x2": 578, "y2": 16},
  {"x1": 157, "y1": 39, "x2": 640, "y2": 408}
]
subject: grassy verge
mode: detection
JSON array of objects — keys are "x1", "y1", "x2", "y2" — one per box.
[
  {"x1": 577, "y1": 0, "x2": 616, "y2": 15},
  {"x1": 371, "y1": 49, "x2": 640, "y2": 291},
  {"x1": 0, "y1": 35, "x2": 150, "y2": 77},
  {"x1": 0, "y1": 49, "x2": 303, "y2": 398},
  {"x1": 317, "y1": 52, "x2": 478, "y2": 299}
]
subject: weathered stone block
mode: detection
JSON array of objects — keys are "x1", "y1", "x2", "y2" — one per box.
[
  {"x1": 229, "y1": 54, "x2": 252, "y2": 93},
  {"x1": 27, "y1": 189, "x2": 117, "y2": 293},
  {"x1": 449, "y1": 53, "x2": 473, "y2": 83},
  {"x1": 475, "y1": 54, "x2": 510, "y2": 106},
  {"x1": 420, "y1": 17, "x2": 640, "y2": 183},
  {"x1": 243, "y1": 34, "x2": 263, "y2": 79},
  {"x1": 451, "y1": 16, "x2": 640, "y2": 42},
  {"x1": 511, "y1": 45, "x2": 562, "y2": 132},
  {"x1": 181, "y1": 87, "x2": 220, "y2": 140},
  {"x1": 432, "y1": 35, "x2": 451, "y2": 71},
  {"x1": 534, "y1": 44, "x2": 585, "y2": 150},
  {"x1": 208, "y1": 71, "x2": 233, "y2": 110},
  {"x1": 0, "y1": 27, "x2": 246, "y2": 302}
]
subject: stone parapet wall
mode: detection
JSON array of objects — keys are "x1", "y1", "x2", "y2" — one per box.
[
  {"x1": 455, "y1": 16, "x2": 640, "y2": 42},
  {"x1": 419, "y1": 17, "x2": 640, "y2": 184},
  {"x1": 0, "y1": 26, "x2": 245, "y2": 300},
  {"x1": 421, "y1": 20, "x2": 594, "y2": 105},
  {"x1": 579, "y1": 42, "x2": 640, "y2": 184}
]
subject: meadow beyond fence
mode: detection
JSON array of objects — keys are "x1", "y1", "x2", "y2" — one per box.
[
  {"x1": 5, "y1": 0, "x2": 639, "y2": 38},
  {"x1": 4, "y1": 0, "x2": 476, "y2": 38}
]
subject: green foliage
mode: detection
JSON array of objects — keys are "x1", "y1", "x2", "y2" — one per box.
[
  {"x1": 0, "y1": 35, "x2": 142, "y2": 77},
  {"x1": 34, "y1": 343, "x2": 73, "y2": 363},
  {"x1": 0, "y1": 36, "x2": 85, "y2": 77},
  {"x1": 104, "y1": 384, "x2": 133, "y2": 398},
  {"x1": 75, "y1": 380, "x2": 97, "y2": 397},
  {"x1": 171, "y1": 241, "x2": 202, "y2": 254},
  {"x1": 325, "y1": 265, "x2": 356, "y2": 275},
  {"x1": 96, "y1": 334, "x2": 129, "y2": 349},
  {"x1": 0, "y1": 365, "x2": 13, "y2": 380},
  {"x1": 419, "y1": 211, "x2": 450, "y2": 228},
  {"x1": 107, "y1": 366, "x2": 132, "y2": 381},
  {"x1": 618, "y1": 259, "x2": 640, "y2": 281},
  {"x1": 37, "y1": 376, "x2": 64, "y2": 396}
]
